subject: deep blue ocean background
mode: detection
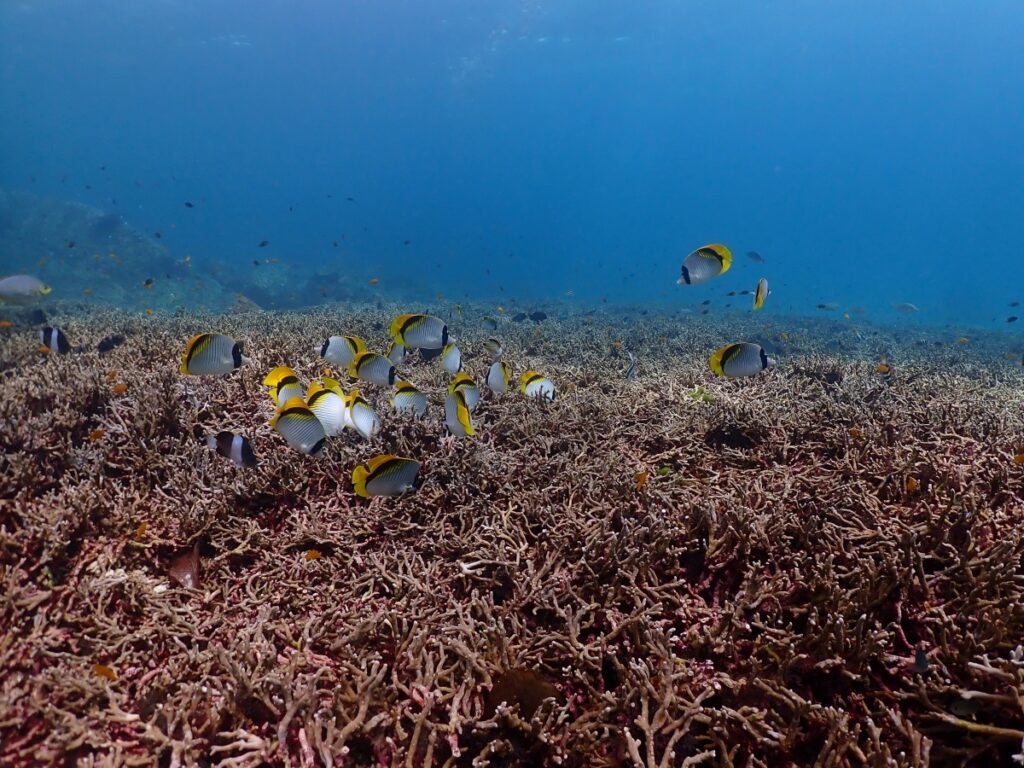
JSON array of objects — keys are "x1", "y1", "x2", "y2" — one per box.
[{"x1": 2, "y1": 1, "x2": 1023, "y2": 327}]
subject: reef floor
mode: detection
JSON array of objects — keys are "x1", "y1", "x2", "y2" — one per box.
[{"x1": 2, "y1": 303, "x2": 1023, "y2": 767}]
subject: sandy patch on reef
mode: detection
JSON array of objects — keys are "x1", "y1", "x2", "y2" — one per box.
[{"x1": 2, "y1": 304, "x2": 1023, "y2": 766}]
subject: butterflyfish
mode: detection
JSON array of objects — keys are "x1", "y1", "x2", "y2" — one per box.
[
  {"x1": 393, "y1": 380, "x2": 428, "y2": 417},
  {"x1": 448, "y1": 372, "x2": 480, "y2": 410},
  {"x1": 389, "y1": 313, "x2": 449, "y2": 349},
  {"x1": 348, "y1": 352, "x2": 397, "y2": 387},
  {"x1": 440, "y1": 343, "x2": 462, "y2": 374},
  {"x1": 262, "y1": 365, "x2": 304, "y2": 407},
  {"x1": 519, "y1": 370, "x2": 555, "y2": 400},
  {"x1": 306, "y1": 377, "x2": 348, "y2": 436},
  {"x1": 352, "y1": 454, "x2": 421, "y2": 498},
  {"x1": 708, "y1": 342, "x2": 774, "y2": 379},
  {"x1": 269, "y1": 397, "x2": 327, "y2": 455},
  {"x1": 485, "y1": 360, "x2": 511, "y2": 394},
  {"x1": 180, "y1": 333, "x2": 249, "y2": 376},
  {"x1": 318, "y1": 335, "x2": 366, "y2": 367},
  {"x1": 445, "y1": 390, "x2": 475, "y2": 437},
  {"x1": 677, "y1": 244, "x2": 732, "y2": 286},
  {"x1": 753, "y1": 278, "x2": 770, "y2": 310},
  {"x1": 346, "y1": 388, "x2": 381, "y2": 439}
]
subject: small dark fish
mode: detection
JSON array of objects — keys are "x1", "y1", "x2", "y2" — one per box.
[
  {"x1": 346, "y1": 196, "x2": 354, "y2": 201},
  {"x1": 1011, "y1": 301, "x2": 1020, "y2": 308},
  {"x1": 66, "y1": 240, "x2": 75, "y2": 249},
  {"x1": 29, "y1": 309, "x2": 47, "y2": 324},
  {"x1": 739, "y1": 290, "x2": 752, "y2": 296},
  {"x1": 97, "y1": 334, "x2": 126, "y2": 353},
  {"x1": 253, "y1": 260, "x2": 260, "y2": 266},
  {"x1": 143, "y1": 278, "x2": 153, "y2": 289},
  {"x1": 1008, "y1": 316, "x2": 1019, "y2": 323},
  {"x1": 701, "y1": 309, "x2": 709, "y2": 315},
  {"x1": 184, "y1": 201, "x2": 194, "y2": 208},
  {"x1": 258, "y1": 240, "x2": 269, "y2": 248},
  {"x1": 154, "y1": 231, "x2": 162, "y2": 239},
  {"x1": 913, "y1": 647, "x2": 929, "y2": 674},
  {"x1": 727, "y1": 291, "x2": 736, "y2": 296},
  {"x1": 169, "y1": 544, "x2": 200, "y2": 589},
  {"x1": 512, "y1": 312, "x2": 527, "y2": 322},
  {"x1": 403, "y1": 240, "x2": 411, "y2": 246},
  {"x1": 529, "y1": 311, "x2": 547, "y2": 322},
  {"x1": 332, "y1": 241, "x2": 339, "y2": 247},
  {"x1": 701, "y1": 300, "x2": 711, "y2": 306},
  {"x1": 746, "y1": 250, "x2": 765, "y2": 263},
  {"x1": 817, "y1": 303, "x2": 839, "y2": 311}
]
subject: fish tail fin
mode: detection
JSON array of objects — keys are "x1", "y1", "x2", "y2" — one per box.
[{"x1": 352, "y1": 465, "x2": 369, "y2": 497}]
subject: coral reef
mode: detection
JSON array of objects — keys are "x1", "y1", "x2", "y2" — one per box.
[{"x1": 1, "y1": 303, "x2": 1023, "y2": 766}]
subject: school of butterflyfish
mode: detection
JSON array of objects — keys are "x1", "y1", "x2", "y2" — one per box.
[
  {"x1": 179, "y1": 244, "x2": 772, "y2": 497},
  {"x1": 179, "y1": 313, "x2": 556, "y2": 498},
  {"x1": 7, "y1": 242, "x2": 773, "y2": 500}
]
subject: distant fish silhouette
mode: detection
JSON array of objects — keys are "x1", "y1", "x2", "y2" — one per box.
[
  {"x1": 892, "y1": 302, "x2": 919, "y2": 313},
  {"x1": 184, "y1": 201, "x2": 194, "y2": 208},
  {"x1": 1008, "y1": 316, "x2": 1019, "y2": 323},
  {"x1": 258, "y1": 240, "x2": 269, "y2": 248},
  {"x1": 746, "y1": 250, "x2": 765, "y2": 263}
]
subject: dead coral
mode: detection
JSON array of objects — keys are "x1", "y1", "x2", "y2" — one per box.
[{"x1": 1, "y1": 304, "x2": 1023, "y2": 766}]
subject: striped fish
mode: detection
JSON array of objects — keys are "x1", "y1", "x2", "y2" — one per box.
[
  {"x1": 318, "y1": 335, "x2": 366, "y2": 367},
  {"x1": 393, "y1": 380, "x2": 428, "y2": 417},
  {"x1": 519, "y1": 370, "x2": 556, "y2": 401},
  {"x1": 352, "y1": 454, "x2": 421, "y2": 498},
  {"x1": 206, "y1": 431, "x2": 257, "y2": 468},
  {"x1": 270, "y1": 397, "x2": 327, "y2": 455},
  {"x1": 753, "y1": 278, "x2": 770, "y2": 310},
  {"x1": 39, "y1": 326, "x2": 70, "y2": 355},
  {"x1": 484, "y1": 360, "x2": 511, "y2": 394},
  {"x1": 306, "y1": 377, "x2": 348, "y2": 436},
  {"x1": 346, "y1": 388, "x2": 381, "y2": 439},
  {"x1": 180, "y1": 333, "x2": 249, "y2": 376},
  {"x1": 448, "y1": 372, "x2": 480, "y2": 410},
  {"x1": 347, "y1": 352, "x2": 397, "y2": 387},
  {"x1": 389, "y1": 313, "x2": 449, "y2": 350},
  {"x1": 263, "y1": 366, "x2": 304, "y2": 407},
  {"x1": 445, "y1": 390, "x2": 475, "y2": 437},
  {"x1": 708, "y1": 342, "x2": 774, "y2": 378},
  {"x1": 677, "y1": 244, "x2": 732, "y2": 286}
]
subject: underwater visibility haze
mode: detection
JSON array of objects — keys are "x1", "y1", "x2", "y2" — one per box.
[{"x1": 3, "y1": 2, "x2": 1024, "y2": 766}]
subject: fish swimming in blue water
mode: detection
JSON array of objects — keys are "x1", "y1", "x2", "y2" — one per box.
[{"x1": 678, "y1": 244, "x2": 732, "y2": 286}]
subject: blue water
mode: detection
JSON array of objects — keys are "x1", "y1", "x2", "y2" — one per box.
[{"x1": 2, "y1": 1, "x2": 1023, "y2": 326}]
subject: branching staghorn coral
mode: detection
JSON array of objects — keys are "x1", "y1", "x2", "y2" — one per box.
[{"x1": 1, "y1": 303, "x2": 1023, "y2": 766}]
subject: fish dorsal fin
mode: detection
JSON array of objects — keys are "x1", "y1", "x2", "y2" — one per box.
[
  {"x1": 321, "y1": 376, "x2": 345, "y2": 395},
  {"x1": 366, "y1": 454, "x2": 400, "y2": 478},
  {"x1": 277, "y1": 396, "x2": 310, "y2": 415},
  {"x1": 262, "y1": 365, "x2": 296, "y2": 387},
  {"x1": 348, "y1": 352, "x2": 371, "y2": 376},
  {"x1": 182, "y1": 333, "x2": 212, "y2": 369},
  {"x1": 389, "y1": 314, "x2": 422, "y2": 342}
]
